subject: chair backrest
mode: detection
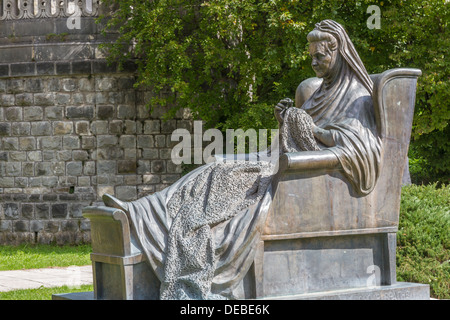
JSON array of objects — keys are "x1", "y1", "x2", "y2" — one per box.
[
  {"x1": 371, "y1": 68, "x2": 421, "y2": 225},
  {"x1": 293, "y1": 68, "x2": 421, "y2": 226}
]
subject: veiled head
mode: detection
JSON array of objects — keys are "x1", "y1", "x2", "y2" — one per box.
[
  {"x1": 307, "y1": 20, "x2": 374, "y2": 94},
  {"x1": 307, "y1": 29, "x2": 339, "y2": 79}
]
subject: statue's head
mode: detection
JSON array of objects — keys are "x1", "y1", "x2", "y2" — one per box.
[
  {"x1": 306, "y1": 20, "x2": 374, "y2": 94},
  {"x1": 307, "y1": 29, "x2": 339, "y2": 79}
]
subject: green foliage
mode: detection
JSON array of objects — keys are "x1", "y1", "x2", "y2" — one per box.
[
  {"x1": 397, "y1": 184, "x2": 450, "y2": 299},
  {"x1": 100, "y1": 0, "x2": 449, "y2": 177}
]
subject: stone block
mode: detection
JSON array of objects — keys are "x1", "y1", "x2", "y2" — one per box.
[
  {"x1": 176, "y1": 120, "x2": 192, "y2": 131},
  {"x1": 19, "y1": 137, "x2": 36, "y2": 150},
  {"x1": 119, "y1": 135, "x2": 136, "y2": 148},
  {"x1": 143, "y1": 120, "x2": 160, "y2": 134},
  {"x1": 151, "y1": 160, "x2": 166, "y2": 173},
  {"x1": 96, "y1": 77, "x2": 116, "y2": 91},
  {"x1": 161, "y1": 174, "x2": 180, "y2": 184},
  {"x1": 63, "y1": 136, "x2": 80, "y2": 149},
  {"x1": 3, "y1": 137, "x2": 19, "y2": 151},
  {"x1": 97, "y1": 185, "x2": 114, "y2": 199},
  {"x1": 5, "y1": 162, "x2": 21, "y2": 176},
  {"x1": 94, "y1": 92, "x2": 108, "y2": 104},
  {"x1": 143, "y1": 174, "x2": 160, "y2": 184},
  {"x1": 36, "y1": 62, "x2": 55, "y2": 75},
  {"x1": 118, "y1": 105, "x2": 136, "y2": 119},
  {"x1": 72, "y1": 150, "x2": 89, "y2": 161},
  {"x1": 42, "y1": 150, "x2": 55, "y2": 161},
  {"x1": 93, "y1": 60, "x2": 117, "y2": 74},
  {"x1": 45, "y1": 220, "x2": 60, "y2": 233},
  {"x1": 142, "y1": 148, "x2": 159, "y2": 160},
  {"x1": 56, "y1": 62, "x2": 71, "y2": 75},
  {"x1": 67, "y1": 162, "x2": 83, "y2": 176},
  {"x1": 123, "y1": 120, "x2": 136, "y2": 134},
  {"x1": 0, "y1": 177, "x2": 15, "y2": 188},
  {"x1": 115, "y1": 186, "x2": 137, "y2": 201},
  {"x1": 97, "y1": 135, "x2": 118, "y2": 148},
  {"x1": 34, "y1": 93, "x2": 55, "y2": 106},
  {"x1": 31, "y1": 221, "x2": 44, "y2": 232},
  {"x1": 81, "y1": 136, "x2": 95, "y2": 149},
  {"x1": 0, "y1": 122, "x2": 11, "y2": 136},
  {"x1": 15, "y1": 176, "x2": 29, "y2": 187},
  {"x1": 96, "y1": 105, "x2": 114, "y2": 120},
  {"x1": 42, "y1": 176, "x2": 58, "y2": 188},
  {"x1": 4, "y1": 203, "x2": 19, "y2": 219},
  {"x1": 35, "y1": 162, "x2": 52, "y2": 176},
  {"x1": 5, "y1": 107, "x2": 22, "y2": 121},
  {"x1": 78, "y1": 78, "x2": 94, "y2": 91},
  {"x1": 66, "y1": 106, "x2": 94, "y2": 119},
  {"x1": 51, "y1": 162, "x2": 65, "y2": 176},
  {"x1": 45, "y1": 106, "x2": 64, "y2": 120},
  {"x1": 35, "y1": 203, "x2": 50, "y2": 219},
  {"x1": 75, "y1": 121, "x2": 90, "y2": 135},
  {"x1": 22, "y1": 204, "x2": 34, "y2": 219},
  {"x1": 31, "y1": 121, "x2": 52, "y2": 136},
  {"x1": 0, "y1": 220, "x2": 12, "y2": 232},
  {"x1": 72, "y1": 61, "x2": 92, "y2": 75},
  {"x1": 0, "y1": 64, "x2": 9, "y2": 77},
  {"x1": 109, "y1": 120, "x2": 122, "y2": 135},
  {"x1": 23, "y1": 106, "x2": 44, "y2": 121},
  {"x1": 10, "y1": 63, "x2": 35, "y2": 76},
  {"x1": 55, "y1": 93, "x2": 71, "y2": 106},
  {"x1": 27, "y1": 151, "x2": 42, "y2": 161},
  {"x1": 25, "y1": 79, "x2": 43, "y2": 93},
  {"x1": 12, "y1": 122, "x2": 31, "y2": 136},
  {"x1": 53, "y1": 121, "x2": 73, "y2": 135},
  {"x1": 137, "y1": 135, "x2": 154, "y2": 148},
  {"x1": 160, "y1": 120, "x2": 177, "y2": 133},
  {"x1": 166, "y1": 160, "x2": 182, "y2": 174},
  {"x1": 62, "y1": 220, "x2": 79, "y2": 232},
  {"x1": 83, "y1": 161, "x2": 96, "y2": 175},
  {"x1": 97, "y1": 161, "x2": 116, "y2": 175},
  {"x1": 6, "y1": 79, "x2": 24, "y2": 94},
  {"x1": 118, "y1": 160, "x2": 137, "y2": 174},
  {"x1": 61, "y1": 79, "x2": 77, "y2": 92},
  {"x1": 22, "y1": 162, "x2": 34, "y2": 176},
  {"x1": 39, "y1": 136, "x2": 62, "y2": 150},
  {"x1": 14, "y1": 220, "x2": 30, "y2": 232},
  {"x1": 52, "y1": 204, "x2": 68, "y2": 219},
  {"x1": 15, "y1": 93, "x2": 33, "y2": 106},
  {"x1": 57, "y1": 150, "x2": 72, "y2": 161},
  {"x1": 155, "y1": 135, "x2": 167, "y2": 148},
  {"x1": 72, "y1": 93, "x2": 85, "y2": 105}
]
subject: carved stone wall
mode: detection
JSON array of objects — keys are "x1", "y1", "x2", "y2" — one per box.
[{"x1": 0, "y1": 0, "x2": 190, "y2": 245}]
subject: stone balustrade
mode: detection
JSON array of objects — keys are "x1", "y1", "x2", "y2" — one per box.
[{"x1": 0, "y1": 0, "x2": 99, "y2": 20}]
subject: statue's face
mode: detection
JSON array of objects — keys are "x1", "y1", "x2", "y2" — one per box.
[{"x1": 309, "y1": 41, "x2": 337, "y2": 78}]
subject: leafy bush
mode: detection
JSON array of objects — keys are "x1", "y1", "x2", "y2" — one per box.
[
  {"x1": 99, "y1": 0, "x2": 448, "y2": 180},
  {"x1": 397, "y1": 184, "x2": 450, "y2": 299}
]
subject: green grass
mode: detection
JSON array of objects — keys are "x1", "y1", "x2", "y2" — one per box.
[
  {"x1": 0, "y1": 285, "x2": 93, "y2": 300},
  {"x1": 397, "y1": 183, "x2": 450, "y2": 299},
  {"x1": 0, "y1": 244, "x2": 91, "y2": 271}
]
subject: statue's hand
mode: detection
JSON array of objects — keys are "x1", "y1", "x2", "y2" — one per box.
[{"x1": 275, "y1": 98, "x2": 293, "y2": 124}]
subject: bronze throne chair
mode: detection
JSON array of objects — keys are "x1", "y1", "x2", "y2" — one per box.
[{"x1": 79, "y1": 68, "x2": 429, "y2": 300}]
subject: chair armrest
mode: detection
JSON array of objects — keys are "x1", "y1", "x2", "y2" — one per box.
[{"x1": 82, "y1": 206, "x2": 133, "y2": 256}]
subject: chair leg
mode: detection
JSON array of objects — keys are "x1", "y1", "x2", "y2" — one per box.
[
  {"x1": 253, "y1": 240, "x2": 265, "y2": 298},
  {"x1": 381, "y1": 232, "x2": 397, "y2": 285},
  {"x1": 121, "y1": 265, "x2": 134, "y2": 300}
]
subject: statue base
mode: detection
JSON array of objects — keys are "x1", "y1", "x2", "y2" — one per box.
[{"x1": 52, "y1": 282, "x2": 430, "y2": 300}]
